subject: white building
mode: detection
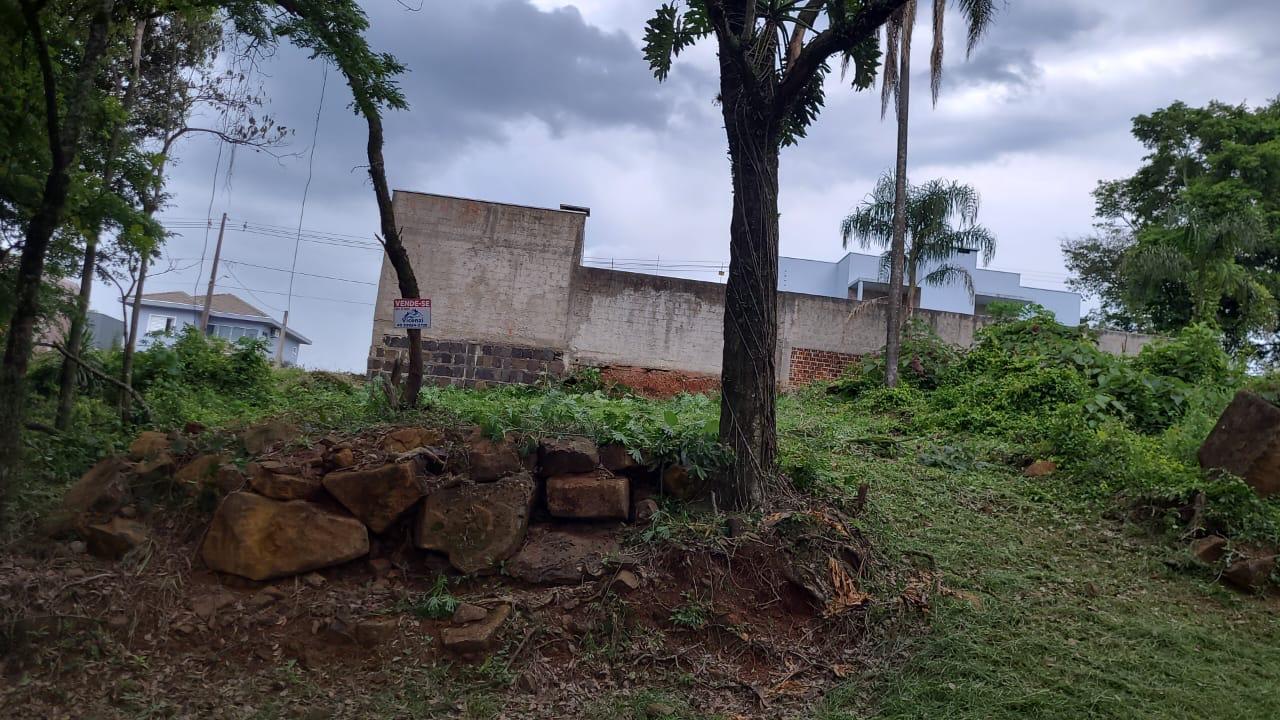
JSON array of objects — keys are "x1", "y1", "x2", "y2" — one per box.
[{"x1": 778, "y1": 249, "x2": 1081, "y2": 325}]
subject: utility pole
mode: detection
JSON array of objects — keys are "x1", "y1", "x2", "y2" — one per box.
[
  {"x1": 199, "y1": 212, "x2": 228, "y2": 333},
  {"x1": 274, "y1": 310, "x2": 289, "y2": 366}
]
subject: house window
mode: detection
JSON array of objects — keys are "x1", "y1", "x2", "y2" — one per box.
[
  {"x1": 208, "y1": 324, "x2": 266, "y2": 342},
  {"x1": 146, "y1": 314, "x2": 177, "y2": 334}
]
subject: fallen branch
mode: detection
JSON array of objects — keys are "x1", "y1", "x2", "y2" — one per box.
[{"x1": 36, "y1": 341, "x2": 151, "y2": 419}]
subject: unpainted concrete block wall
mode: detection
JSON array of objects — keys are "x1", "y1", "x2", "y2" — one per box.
[{"x1": 368, "y1": 192, "x2": 1155, "y2": 388}]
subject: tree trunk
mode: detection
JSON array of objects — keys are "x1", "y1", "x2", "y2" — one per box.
[
  {"x1": 906, "y1": 258, "x2": 918, "y2": 317},
  {"x1": 0, "y1": 0, "x2": 115, "y2": 521},
  {"x1": 884, "y1": 16, "x2": 913, "y2": 388},
  {"x1": 361, "y1": 104, "x2": 423, "y2": 408},
  {"x1": 54, "y1": 19, "x2": 146, "y2": 430},
  {"x1": 714, "y1": 37, "x2": 779, "y2": 511},
  {"x1": 119, "y1": 253, "x2": 149, "y2": 421}
]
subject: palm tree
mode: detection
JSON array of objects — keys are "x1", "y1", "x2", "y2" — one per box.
[
  {"x1": 878, "y1": 0, "x2": 996, "y2": 386},
  {"x1": 842, "y1": 174, "x2": 997, "y2": 314}
]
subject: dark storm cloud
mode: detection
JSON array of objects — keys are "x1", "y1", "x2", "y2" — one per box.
[{"x1": 947, "y1": 45, "x2": 1042, "y2": 91}]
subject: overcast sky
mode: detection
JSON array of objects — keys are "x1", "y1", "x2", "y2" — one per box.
[{"x1": 90, "y1": 0, "x2": 1280, "y2": 371}]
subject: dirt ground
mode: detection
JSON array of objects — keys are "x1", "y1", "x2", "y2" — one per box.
[
  {"x1": 599, "y1": 367, "x2": 720, "y2": 399},
  {"x1": 0, "y1": 426, "x2": 922, "y2": 719}
]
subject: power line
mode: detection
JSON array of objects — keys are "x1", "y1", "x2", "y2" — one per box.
[{"x1": 221, "y1": 258, "x2": 377, "y2": 286}]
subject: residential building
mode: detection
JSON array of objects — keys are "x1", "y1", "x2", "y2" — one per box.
[
  {"x1": 86, "y1": 311, "x2": 125, "y2": 350},
  {"x1": 133, "y1": 291, "x2": 311, "y2": 366},
  {"x1": 778, "y1": 249, "x2": 1081, "y2": 325}
]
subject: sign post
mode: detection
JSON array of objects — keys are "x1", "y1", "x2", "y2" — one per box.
[{"x1": 393, "y1": 298, "x2": 431, "y2": 329}]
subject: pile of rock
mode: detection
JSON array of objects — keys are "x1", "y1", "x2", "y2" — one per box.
[{"x1": 197, "y1": 428, "x2": 654, "y2": 583}]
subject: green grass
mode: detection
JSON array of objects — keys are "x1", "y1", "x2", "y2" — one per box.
[{"x1": 779, "y1": 391, "x2": 1280, "y2": 720}]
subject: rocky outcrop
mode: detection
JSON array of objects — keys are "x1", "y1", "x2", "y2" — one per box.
[
  {"x1": 1199, "y1": 390, "x2": 1280, "y2": 497},
  {"x1": 383, "y1": 427, "x2": 444, "y2": 454},
  {"x1": 415, "y1": 474, "x2": 535, "y2": 573},
  {"x1": 323, "y1": 463, "x2": 426, "y2": 533},
  {"x1": 175, "y1": 454, "x2": 229, "y2": 487},
  {"x1": 202, "y1": 492, "x2": 369, "y2": 581},
  {"x1": 128, "y1": 431, "x2": 171, "y2": 461},
  {"x1": 241, "y1": 420, "x2": 297, "y2": 455},
  {"x1": 538, "y1": 436, "x2": 598, "y2": 477},
  {"x1": 545, "y1": 470, "x2": 629, "y2": 520}
]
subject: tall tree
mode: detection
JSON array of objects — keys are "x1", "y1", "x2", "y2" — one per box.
[
  {"x1": 644, "y1": 0, "x2": 907, "y2": 509},
  {"x1": 0, "y1": 0, "x2": 117, "y2": 519},
  {"x1": 841, "y1": 173, "x2": 996, "y2": 310},
  {"x1": 1063, "y1": 98, "x2": 1280, "y2": 355},
  {"x1": 878, "y1": 0, "x2": 994, "y2": 386}
]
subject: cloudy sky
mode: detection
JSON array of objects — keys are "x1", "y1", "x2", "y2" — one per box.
[{"x1": 91, "y1": 0, "x2": 1280, "y2": 371}]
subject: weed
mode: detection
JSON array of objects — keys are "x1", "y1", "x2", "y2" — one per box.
[
  {"x1": 669, "y1": 592, "x2": 711, "y2": 630},
  {"x1": 401, "y1": 575, "x2": 460, "y2": 620}
]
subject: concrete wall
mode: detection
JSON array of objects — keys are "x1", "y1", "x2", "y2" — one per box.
[{"x1": 369, "y1": 192, "x2": 1155, "y2": 387}]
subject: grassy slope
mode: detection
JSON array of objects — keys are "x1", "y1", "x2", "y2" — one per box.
[{"x1": 778, "y1": 392, "x2": 1280, "y2": 720}]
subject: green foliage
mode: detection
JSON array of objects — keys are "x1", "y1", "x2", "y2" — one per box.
[
  {"x1": 668, "y1": 592, "x2": 711, "y2": 630},
  {"x1": 402, "y1": 575, "x2": 460, "y2": 620}
]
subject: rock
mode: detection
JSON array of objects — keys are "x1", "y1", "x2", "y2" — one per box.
[
  {"x1": 545, "y1": 470, "x2": 630, "y2": 520},
  {"x1": 1223, "y1": 555, "x2": 1277, "y2": 591},
  {"x1": 128, "y1": 431, "x2": 171, "y2": 460},
  {"x1": 634, "y1": 498, "x2": 660, "y2": 523},
  {"x1": 247, "y1": 463, "x2": 321, "y2": 501},
  {"x1": 1023, "y1": 460, "x2": 1057, "y2": 478},
  {"x1": 190, "y1": 588, "x2": 238, "y2": 621},
  {"x1": 176, "y1": 454, "x2": 229, "y2": 488},
  {"x1": 451, "y1": 603, "x2": 489, "y2": 624},
  {"x1": 184, "y1": 421, "x2": 207, "y2": 435},
  {"x1": 469, "y1": 433, "x2": 524, "y2": 482},
  {"x1": 68, "y1": 540, "x2": 87, "y2": 554},
  {"x1": 241, "y1": 419, "x2": 298, "y2": 455},
  {"x1": 323, "y1": 463, "x2": 426, "y2": 533},
  {"x1": 117, "y1": 505, "x2": 137, "y2": 519},
  {"x1": 369, "y1": 557, "x2": 392, "y2": 579},
  {"x1": 212, "y1": 466, "x2": 246, "y2": 494},
  {"x1": 383, "y1": 427, "x2": 444, "y2": 454},
  {"x1": 42, "y1": 456, "x2": 132, "y2": 536},
  {"x1": 599, "y1": 443, "x2": 638, "y2": 473},
  {"x1": 726, "y1": 516, "x2": 748, "y2": 538},
  {"x1": 615, "y1": 569, "x2": 641, "y2": 591},
  {"x1": 538, "y1": 436, "x2": 599, "y2": 477},
  {"x1": 355, "y1": 617, "x2": 399, "y2": 646},
  {"x1": 332, "y1": 447, "x2": 355, "y2": 469},
  {"x1": 415, "y1": 474, "x2": 536, "y2": 574},
  {"x1": 1199, "y1": 391, "x2": 1280, "y2": 497},
  {"x1": 661, "y1": 464, "x2": 704, "y2": 501},
  {"x1": 505, "y1": 527, "x2": 620, "y2": 585},
  {"x1": 1191, "y1": 535, "x2": 1228, "y2": 564},
  {"x1": 304, "y1": 572, "x2": 326, "y2": 588},
  {"x1": 201, "y1": 492, "x2": 370, "y2": 581},
  {"x1": 83, "y1": 517, "x2": 148, "y2": 560},
  {"x1": 440, "y1": 603, "x2": 511, "y2": 653},
  {"x1": 644, "y1": 702, "x2": 676, "y2": 719},
  {"x1": 134, "y1": 452, "x2": 176, "y2": 486}
]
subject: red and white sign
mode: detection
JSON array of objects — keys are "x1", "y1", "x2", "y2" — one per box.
[{"x1": 393, "y1": 298, "x2": 431, "y2": 329}]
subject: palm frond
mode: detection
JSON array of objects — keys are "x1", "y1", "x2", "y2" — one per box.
[
  {"x1": 922, "y1": 263, "x2": 975, "y2": 299},
  {"x1": 953, "y1": 0, "x2": 997, "y2": 56},
  {"x1": 930, "y1": 0, "x2": 944, "y2": 105},
  {"x1": 880, "y1": 7, "x2": 904, "y2": 119}
]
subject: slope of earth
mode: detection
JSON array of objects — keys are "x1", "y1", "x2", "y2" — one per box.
[{"x1": 779, "y1": 393, "x2": 1280, "y2": 720}]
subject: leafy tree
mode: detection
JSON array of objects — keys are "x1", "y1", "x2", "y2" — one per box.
[
  {"x1": 643, "y1": 0, "x2": 915, "y2": 509},
  {"x1": 841, "y1": 173, "x2": 996, "y2": 312},
  {"x1": 1064, "y1": 98, "x2": 1280, "y2": 356},
  {"x1": 876, "y1": 0, "x2": 994, "y2": 386}
]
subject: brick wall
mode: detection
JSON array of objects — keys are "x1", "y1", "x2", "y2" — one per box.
[
  {"x1": 787, "y1": 347, "x2": 861, "y2": 385},
  {"x1": 370, "y1": 336, "x2": 566, "y2": 388}
]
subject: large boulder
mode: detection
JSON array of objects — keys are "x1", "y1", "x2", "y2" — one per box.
[
  {"x1": 468, "y1": 433, "x2": 524, "y2": 481},
  {"x1": 1223, "y1": 555, "x2": 1277, "y2": 591},
  {"x1": 202, "y1": 492, "x2": 369, "y2": 581},
  {"x1": 538, "y1": 436, "x2": 598, "y2": 477},
  {"x1": 128, "y1": 431, "x2": 170, "y2": 461},
  {"x1": 84, "y1": 517, "x2": 149, "y2": 560},
  {"x1": 415, "y1": 474, "x2": 535, "y2": 574},
  {"x1": 505, "y1": 527, "x2": 620, "y2": 585},
  {"x1": 1199, "y1": 390, "x2": 1280, "y2": 497},
  {"x1": 323, "y1": 463, "x2": 426, "y2": 533},
  {"x1": 176, "y1": 454, "x2": 228, "y2": 487},
  {"x1": 545, "y1": 470, "x2": 629, "y2": 520},
  {"x1": 41, "y1": 456, "x2": 132, "y2": 536},
  {"x1": 247, "y1": 463, "x2": 321, "y2": 501}
]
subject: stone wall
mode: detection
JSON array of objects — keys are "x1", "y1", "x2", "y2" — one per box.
[{"x1": 368, "y1": 192, "x2": 1157, "y2": 388}]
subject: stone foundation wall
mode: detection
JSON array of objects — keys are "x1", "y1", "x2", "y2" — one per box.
[
  {"x1": 370, "y1": 336, "x2": 566, "y2": 387},
  {"x1": 787, "y1": 347, "x2": 861, "y2": 385}
]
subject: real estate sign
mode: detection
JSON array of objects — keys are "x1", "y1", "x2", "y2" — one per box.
[{"x1": 393, "y1": 298, "x2": 431, "y2": 329}]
